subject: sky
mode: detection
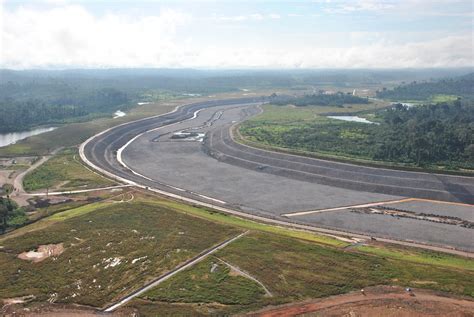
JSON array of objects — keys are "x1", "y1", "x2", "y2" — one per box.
[{"x1": 0, "y1": 0, "x2": 473, "y2": 69}]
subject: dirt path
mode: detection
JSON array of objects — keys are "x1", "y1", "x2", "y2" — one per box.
[
  {"x1": 26, "y1": 184, "x2": 134, "y2": 197},
  {"x1": 11, "y1": 148, "x2": 62, "y2": 206},
  {"x1": 13, "y1": 156, "x2": 49, "y2": 194},
  {"x1": 216, "y1": 257, "x2": 273, "y2": 297},
  {"x1": 248, "y1": 286, "x2": 474, "y2": 317}
]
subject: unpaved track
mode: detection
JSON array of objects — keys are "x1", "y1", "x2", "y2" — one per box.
[
  {"x1": 10, "y1": 148, "x2": 62, "y2": 206},
  {"x1": 12, "y1": 148, "x2": 62, "y2": 195},
  {"x1": 216, "y1": 257, "x2": 273, "y2": 297},
  {"x1": 26, "y1": 184, "x2": 133, "y2": 196},
  {"x1": 248, "y1": 287, "x2": 474, "y2": 317},
  {"x1": 13, "y1": 156, "x2": 49, "y2": 195}
]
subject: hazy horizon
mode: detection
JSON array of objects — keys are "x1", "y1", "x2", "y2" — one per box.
[{"x1": 1, "y1": 0, "x2": 473, "y2": 70}]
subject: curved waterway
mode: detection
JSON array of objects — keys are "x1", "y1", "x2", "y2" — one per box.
[
  {"x1": 0, "y1": 127, "x2": 57, "y2": 148},
  {"x1": 327, "y1": 115, "x2": 377, "y2": 124}
]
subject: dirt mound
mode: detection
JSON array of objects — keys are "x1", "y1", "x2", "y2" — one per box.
[
  {"x1": 302, "y1": 297, "x2": 474, "y2": 317},
  {"x1": 248, "y1": 286, "x2": 474, "y2": 317},
  {"x1": 18, "y1": 243, "x2": 64, "y2": 263}
]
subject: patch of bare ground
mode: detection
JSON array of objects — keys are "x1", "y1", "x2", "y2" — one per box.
[
  {"x1": 246, "y1": 286, "x2": 474, "y2": 317},
  {"x1": 2, "y1": 295, "x2": 36, "y2": 306},
  {"x1": 2, "y1": 303, "x2": 136, "y2": 317},
  {"x1": 18, "y1": 243, "x2": 64, "y2": 263}
]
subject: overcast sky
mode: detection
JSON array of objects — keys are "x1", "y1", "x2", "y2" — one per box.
[{"x1": 1, "y1": 0, "x2": 473, "y2": 69}]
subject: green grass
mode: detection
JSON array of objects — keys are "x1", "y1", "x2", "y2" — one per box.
[
  {"x1": 251, "y1": 103, "x2": 387, "y2": 123},
  {"x1": 0, "y1": 199, "x2": 241, "y2": 307},
  {"x1": 217, "y1": 233, "x2": 474, "y2": 299},
  {"x1": 143, "y1": 197, "x2": 348, "y2": 248},
  {"x1": 355, "y1": 245, "x2": 474, "y2": 271},
  {"x1": 132, "y1": 231, "x2": 474, "y2": 315},
  {"x1": 23, "y1": 148, "x2": 116, "y2": 192},
  {"x1": 126, "y1": 299, "x2": 215, "y2": 316},
  {"x1": 1, "y1": 192, "x2": 473, "y2": 316},
  {"x1": 237, "y1": 103, "x2": 473, "y2": 174},
  {"x1": 142, "y1": 196, "x2": 474, "y2": 272},
  {"x1": 142, "y1": 257, "x2": 265, "y2": 305},
  {"x1": 47, "y1": 201, "x2": 110, "y2": 221},
  {"x1": 430, "y1": 94, "x2": 459, "y2": 103},
  {"x1": 239, "y1": 107, "x2": 379, "y2": 162}
]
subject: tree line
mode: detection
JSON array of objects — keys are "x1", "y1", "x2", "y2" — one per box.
[
  {"x1": 242, "y1": 100, "x2": 474, "y2": 170},
  {"x1": 376, "y1": 73, "x2": 474, "y2": 101},
  {"x1": 373, "y1": 101, "x2": 473, "y2": 168},
  {"x1": 270, "y1": 92, "x2": 369, "y2": 107},
  {"x1": 0, "y1": 88, "x2": 129, "y2": 133}
]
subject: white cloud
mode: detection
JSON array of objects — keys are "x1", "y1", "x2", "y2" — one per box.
[
  {"x1": 1, "y1": 3, "x2": 472, "y2": 69},
  {"x1": 216, "y1": 13, "x2": 280, "y2": 22},
  {"x1": 321, "y1": 0, "x2": 396, "y2": 14},
  {"x1": 184, "y1": 34, "x2": 473, "y2": 69},
  {"x1": 1, "y1": 4, "x2": 190, "y2": 68},
  {"x1": 320, "y1": 0, "x2": 472, "y2": 16}
]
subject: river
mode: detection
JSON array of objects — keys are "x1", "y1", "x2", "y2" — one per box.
[
  {"x1": 327, "y1": 115, "x2": 378, "y2": 124},
  {"x1": 0, "y1": 127, "x2": 57, "y2": 148}
]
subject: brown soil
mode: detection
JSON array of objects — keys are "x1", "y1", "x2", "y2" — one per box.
[
  {"x1": 18, "y1": 243, "x2": 64, "y2": 263},
  {"x1": 247, "y1": 286, "x2": 474, "y2": 317},
  {"x1": 1, "y1": 303, "x2": 136, "y2": 317}
]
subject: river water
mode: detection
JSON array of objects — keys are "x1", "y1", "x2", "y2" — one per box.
[
  {"x1": 0, "y1": 127, "x2": 57, "y2": 148},
  {"x1": 327, "y1": 115, "x2": 378, "y2": 124},
  {"x1": 113, "y1": 110, "x2": 126, "y2": 118}
]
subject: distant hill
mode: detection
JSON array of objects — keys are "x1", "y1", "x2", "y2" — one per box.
[{"x1": 376, "y1": 73, "x2": 474, "y2": 101}]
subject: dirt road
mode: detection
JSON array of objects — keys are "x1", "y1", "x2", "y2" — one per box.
[{"x1": 248, "y1": 286, "x2": 474, "y2": 317}]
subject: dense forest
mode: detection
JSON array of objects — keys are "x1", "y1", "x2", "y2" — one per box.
[
  {"x1": 242, "y1": 101, "x2": 474, "y2": 170},
  {"x1": 0, "y1": 68, "x2": 472, "y2": 133},
  {"x1": 0, "y1": 185, "x2": 27, "y2": 233},
  {"x1": 0, "y1": 88, "x2": 129, "y2": 133},
  {"x1": 376, "y1": 73, "x2": 474, "y2": 101},
  {"x1": 374, "y1": 101, "x2": 473, "y2": 167},
  {"x1": 271, "y1": 92, "x2": 369, "y2": 107}
]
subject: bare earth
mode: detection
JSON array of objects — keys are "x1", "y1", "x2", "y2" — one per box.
[
  {"x1": 2, "y1": 303, "x2": 134, "y2": 317},
  {"x1": 18, "y1": 243, "x2": 65, "y2": 263},
  {"x1": 4, "y1": 286, "x2": 472, "y2": 316},
  {"x1": 247, "y1": 286, "x2": 474, "y2": 317}
]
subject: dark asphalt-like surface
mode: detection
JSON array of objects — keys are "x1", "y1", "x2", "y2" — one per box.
[
  {"x1": 83, "y1": 98, "x2": 473, "y2": 251},
  {"x1": 205, "y1": 121, "x2": 474, "y2": 204}
]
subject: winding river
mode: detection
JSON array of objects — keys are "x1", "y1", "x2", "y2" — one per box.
[{"x1": 0, "y1": 127, "x2": 57, "y2": 148}]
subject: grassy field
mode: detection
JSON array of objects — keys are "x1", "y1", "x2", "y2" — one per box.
[
  {"x1": 429, "y1": 94, "x2": 460, "y2": 103},
  {"x1": 1, "y1": 191, "x2": 472, "y2": 315},
  {"x1": 0, "y1": 196, "x2": 241, "y2": 307},
  {"x1": 23, "y1": 147, "x2": 116, "y2": 192},
  {"x1": 141, "y1": 196, "x2": 348, "y2": 248},
  {"x1": 131, "y1": 230, "x2": 474, "y2": 315},
  {"x1": 238, "y1": 103, "x2": 473, "y2": 173},
  {"x1": 238, "y1": 103, "x2": 388, "y2": 163},
  {"x1": 355, "y1": 244, "x2": 474, "y2": 271},
  {"x1": 143, "y1": 257, "x2": 266, "y2": 305},
  {"x1": 127, "y1": 194, "x2": 474, "y2": 274}
]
